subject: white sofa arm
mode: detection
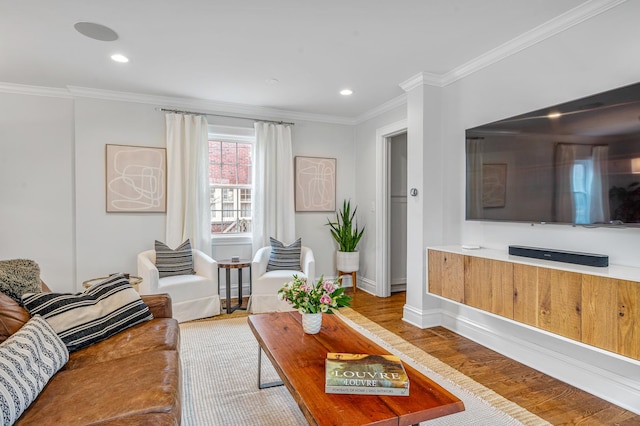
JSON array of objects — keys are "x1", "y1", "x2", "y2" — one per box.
[
  {"x1": 300, "y1": 247, "x2": 315, "y2": 282},
  {"x1": 193, "y1": 249, "x2": 218, "y2": 282},
  {"x1": 137, "y1": 250, "x2": 159, "y2": 294},
  {"x1": 252, "y1": 247, "x2": 271, "y2": 277}
]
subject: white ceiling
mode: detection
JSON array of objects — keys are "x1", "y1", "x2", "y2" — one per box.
[{"x1": 1, "y1": 0, "x2": 616, "y2": 120}]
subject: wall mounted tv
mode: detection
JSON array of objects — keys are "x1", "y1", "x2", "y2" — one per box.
[{"x1": 466, "y1": 82, "x2": 640, "y2": 227}]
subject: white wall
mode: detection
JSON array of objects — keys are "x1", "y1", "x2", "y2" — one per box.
[
  {"x1": 1, "y1": 92, "x2": 354, "y2": 293},
  {"x1": 292, "y1": 120, "x2": 355, "y2": 280},
  {"x1": 433, "y1": 1, "x2": 640, "y2": 413},
  {"x1": 74, "y1": 98, "x2": 167, "y2": 286},
  {"x1": 448, "y1": 0, "x2": 640, "y2": 266},
  {"x1": 354, "y1": 104, "x2": 406, "y2": 289},
  {"x1": 0, "y1": 93, "x2": 75, "y2": 290}
]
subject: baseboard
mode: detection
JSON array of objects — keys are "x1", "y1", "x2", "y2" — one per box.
[
  {"x1": 439, "y1": 303, "x2": 640, "y2": 414},
  {"x1": 357, "y1": 276, "x2": 376, "y2": 294},
  {"x1": 402, "y1": 304, "x2": 442, "y2": 329}
]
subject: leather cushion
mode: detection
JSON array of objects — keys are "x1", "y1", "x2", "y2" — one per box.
[
  {"x1": 65, "y1": 317, "x2": 179, "y2": 370},
  {"x1": 0, "y1": 292, "x2": 30, "y2": 344},
  {"x1": 16, "y1": 350, "x2": 181, "y2": 425}
]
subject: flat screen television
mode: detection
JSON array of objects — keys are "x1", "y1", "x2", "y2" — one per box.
[{"x1": 465, "y1": 82, "x2": 640, "y2": 227}]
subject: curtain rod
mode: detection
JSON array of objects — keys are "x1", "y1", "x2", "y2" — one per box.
[{"x1": 159, "y1": 108, "x2": 294, "y2": 126}]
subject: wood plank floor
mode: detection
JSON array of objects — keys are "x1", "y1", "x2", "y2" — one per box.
[{"x1": 348, "y1": 290, "x2": 640, "y2": 426}]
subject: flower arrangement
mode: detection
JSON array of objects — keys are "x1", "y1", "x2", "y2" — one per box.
[{"x1": 278, "y1": 275, "x2": 351, "y2": 314}]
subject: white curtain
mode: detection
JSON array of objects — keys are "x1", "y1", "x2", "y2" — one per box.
[
  {"x1": 589, "y1": 145, "x2": 610, "y2": 224},
  {"x1": 252, "y1": 122, "x2": 295, "y2": 253},
  {"x1": 554, "y1": 143, "x2": 576, "y2": 223},
  {"x1": 165, "y1": 113, "x2": 212, "y2": 256}
]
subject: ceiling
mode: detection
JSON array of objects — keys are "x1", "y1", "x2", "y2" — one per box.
[{"x1": 0, "y1": 0, "x2": 607, "y2": 120}]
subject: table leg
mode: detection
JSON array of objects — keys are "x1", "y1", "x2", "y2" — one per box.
[
  {"x1": 257, "y1": 346, "x2": 283, "y2": 389},
  {"x1": 226, "y1": 268, "x2": 232, "y2": 314},
  {"x1": 238, "y1": 268, "x2": 244, "y2": 310}
]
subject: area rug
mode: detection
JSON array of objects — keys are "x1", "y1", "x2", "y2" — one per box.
[{"x1": 179, "y1": 313, "x2": 550, "y2": 425}]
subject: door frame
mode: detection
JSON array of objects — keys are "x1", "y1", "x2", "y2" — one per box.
[{"x1": 375, "y1": 119, "x2": 408, "y2": 297}]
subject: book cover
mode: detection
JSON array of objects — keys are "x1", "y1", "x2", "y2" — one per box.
[{"x1": 325, "y1": 353, "x2": 409, "y2": 396}]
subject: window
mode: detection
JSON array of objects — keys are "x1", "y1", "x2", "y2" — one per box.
[{"x1": 209, "y1": 127, "x2": 254, "y2": 235}]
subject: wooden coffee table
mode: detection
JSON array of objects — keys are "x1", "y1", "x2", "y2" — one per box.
[{"x1": 248, "y1": 312, "x2": 464, "y2": 426}]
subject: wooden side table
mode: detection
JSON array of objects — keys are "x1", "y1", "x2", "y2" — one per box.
[
  {"x1": 337, "y1": 270, "x2": 357, "y2": 293},
  {"x1": 217, "y1": 259, "x2": 252, "y2": 314}
]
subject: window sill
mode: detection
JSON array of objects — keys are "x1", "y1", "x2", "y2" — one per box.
[{"x1": 211, "y1": 234, "x2": 252, "y2": 246}]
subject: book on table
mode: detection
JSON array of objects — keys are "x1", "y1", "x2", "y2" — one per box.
[{"x1": 325, "y1": 352, "x2": 409, "y2": 396}]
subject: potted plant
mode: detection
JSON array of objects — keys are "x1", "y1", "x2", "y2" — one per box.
[{"x1": 326, "y1": 199, "x2": 365, "y2": 273}]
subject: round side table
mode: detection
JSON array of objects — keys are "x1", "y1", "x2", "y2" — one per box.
[{"x1": 217, "y1": 259, "x2": 252, "y2": 314}]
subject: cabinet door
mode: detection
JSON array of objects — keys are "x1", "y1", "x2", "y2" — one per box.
[
  {"x1": 617, "y1": 279, "x2": 639, "y2": 359},
  {"x1": 538, "y1": 269, "x2": 581, "y2": 341},
  {"x1": 582, "y1": 275, "x2": 617, "y2": 353},
  {"x1": 513, "y1": 264, "x2": 538, "y2": 327},
  {"x1": 464, "y1": 257, "x2": 513, "y2": 318},
  {"x1": 427, "y1": 250, "x2": 464, "y2": 303}
]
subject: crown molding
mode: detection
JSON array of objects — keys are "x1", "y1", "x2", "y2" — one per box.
[
  {"x1": 66, "y1": 86, "x2": 356, "y2": 126},
  {"x1": 0, "y1": 82, "x2": 72, "y2": 99},
  {"x1": 399, "y1": 72, "x2": 443, "y2": 92},
  {"x1": 355, "y1": 93, "x2": 407, "y2": 124},
  {"x1": 440, "y1": 0, "x2": 627, "y2": 86}
]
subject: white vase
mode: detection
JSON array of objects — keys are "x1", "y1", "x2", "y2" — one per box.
[
  {"x1": 301, "y1": 313, "x2": 323, "y2": 334},
  {"x1": 336, "y1": 251, "x2": 359, "y2": 272}
]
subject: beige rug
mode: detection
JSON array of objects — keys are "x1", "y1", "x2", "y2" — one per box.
[{"x1": 179, "y1": 311, "x2": 550, "y2": 426}]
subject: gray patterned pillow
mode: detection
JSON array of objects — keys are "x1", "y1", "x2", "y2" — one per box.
[
  {"x1": 22, "y1": 274, "x2": 153, "y2": 352},
  {"x1": 0, "y1": 315, "x2": 69, "y2": 425},
  {"x1": 155, "y1": 239, "x2": 195, "y2": 278},
  {"x1": 267, "y1": 238, "x2": 302, "y2": 271},
  {"x1": 0, "y1": 259, "x2": 42, "y2": 302}
]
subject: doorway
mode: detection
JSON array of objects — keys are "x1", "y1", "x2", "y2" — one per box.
[
  {"x1": 389, "y1": 132, "x2": 407, "y2": 293},
  {"x1": 375, "y1": 120, "x2": 408, "y2": 297}
]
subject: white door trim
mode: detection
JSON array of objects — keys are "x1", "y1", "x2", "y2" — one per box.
[{"x1": 375, "y1": 119, "x2": 408, "y2": 297}]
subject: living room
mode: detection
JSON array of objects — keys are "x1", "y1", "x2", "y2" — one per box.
[{"x1": 2, "y1": 0, "x2": 640, "y2": 422}]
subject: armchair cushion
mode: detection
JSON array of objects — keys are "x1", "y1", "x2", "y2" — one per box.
[
  {"x1": 22, "y1": 274, "x2": 153, "y2": 352},
  {"x1": 267, "y1": 237, "x2": 301, "y2": 271},
  {"x1": 155, "y1": 239, "x2": 195, "y2": 278},
  {"x1": 0, "y1": 259, "x2": 42, "y2": 302}
]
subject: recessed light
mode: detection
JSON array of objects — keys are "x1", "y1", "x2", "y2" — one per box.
[
  {"x1": 265, "y1": 78, "x2": 280, "y2": 85},
  {"x1": 340, "y1": 89, "x2": 353, "y2": 96},
  {"x1": 74, "y1": 22, "x2": 118, "y2": 42},
  {"x1": 111, "y1": 54, "x2": 129, "y2": 63}
]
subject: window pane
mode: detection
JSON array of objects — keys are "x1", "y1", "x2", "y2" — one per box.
[
  {"x1": 237, "y1": 165, "x2": 251, "y2": 185},
  {"x1": 209, "y1": 139, "x2": 253, "y2": 234}
]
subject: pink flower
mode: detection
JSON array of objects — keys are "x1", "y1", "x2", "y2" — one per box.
[
  {"x1": 320, "y1": 294, "x2": 332, "y2": 305},
  {"x1": 322, "y1": 280, "x2": 336, "y2": 293}
]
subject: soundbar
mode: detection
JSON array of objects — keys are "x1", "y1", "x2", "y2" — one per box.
[{"x1": 508, "y1": 245, "x2": 609, "y2": 267}]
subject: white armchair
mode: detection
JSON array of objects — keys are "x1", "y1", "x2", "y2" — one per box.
[
  {"x1": 137, "y1": 249, "x2": 221, "y2": 322},
  {"x1": 249, "y1": 246, "x2": 315, "y2": 313}
]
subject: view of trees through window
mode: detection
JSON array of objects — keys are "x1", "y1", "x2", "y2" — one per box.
[{"x1": 209, "y1": 140, "x2": 252, "y2": 234}]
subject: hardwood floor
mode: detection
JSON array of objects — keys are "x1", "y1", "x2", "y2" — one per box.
[{"x1": 348, "y1": 290, "x2": 640, "y2": 426}]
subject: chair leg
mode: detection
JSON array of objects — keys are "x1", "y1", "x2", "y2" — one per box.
[{"x1": 338, "y1": 271, "x2": 356, "y2": 293}]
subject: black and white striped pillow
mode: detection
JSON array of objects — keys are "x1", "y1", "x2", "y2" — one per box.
[
  {"x1": 0, "y1": 315, "x2": 68, "y2": 425},
  {"x1": 155, "y1": 239, "x2": 195, "y2": 278},
  {"x1": 266, "y1": 237, "x2": 302, "y2": 271},
  {"x1": 21, "y1": 274, "x2": 153, "y2": 352}
]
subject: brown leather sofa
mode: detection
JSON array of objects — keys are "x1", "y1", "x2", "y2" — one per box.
[{"x1": 0, "y1": 286, "x2": 182, "y2": 425}]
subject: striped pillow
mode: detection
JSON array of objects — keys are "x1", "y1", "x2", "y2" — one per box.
[
  {"x1": 21, "y1": 274, "x2": 153, "y2": 352},
  {"x1": 155, "y1": 239, "x2": 195, "y2": 278},
  {"x1": 0, "y1": 315, "x2": 68, "y2": 425},
  {"x1": 267, "y1": 237, "x2": 302, "y2": 271}
]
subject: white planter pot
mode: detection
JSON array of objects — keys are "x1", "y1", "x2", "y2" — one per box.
[{"x1": 336, "y1": 251, "x2": 359, "y2": 272}]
